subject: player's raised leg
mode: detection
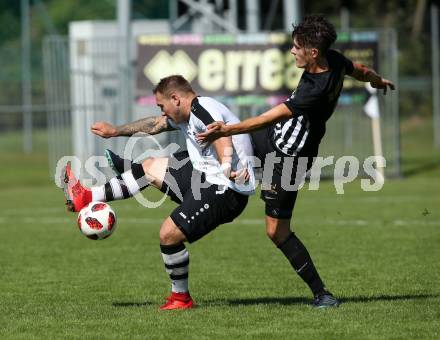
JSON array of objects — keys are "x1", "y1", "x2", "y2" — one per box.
[
  {"x1": 62, "y1": 157, "x2": 169, "y2": 212},
  {"x1": 158, "y1": 217, "x2": 194, "y2": 310},
  {"x1": 104, "y1": 149, "x2": 132, "y2": 176},
  {"x1": 265, "y1": 215, "x2": 340, "y2": 308}
]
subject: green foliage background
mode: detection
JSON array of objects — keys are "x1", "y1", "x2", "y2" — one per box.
[{"x1": 0, "y1": 0, "x2": 437, "y2": 116}]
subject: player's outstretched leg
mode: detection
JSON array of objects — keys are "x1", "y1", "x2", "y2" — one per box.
[
  {"x1": 105, "y1": 149, "x2": 132, "y2": 176},
  {"x1": 266, "y1": 216, "x2": 340, "y2": 308},
  {"x1": 158, "y1": 217, "x2": 194, "y2": 310},
  {"x1": 62, "y1": 159, "x2": 150, "y2": 212}
]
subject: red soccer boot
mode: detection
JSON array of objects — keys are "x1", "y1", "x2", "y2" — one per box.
[
  {"x1": 62, "y1": 162, "x2": 92, "y2": 212},
  {"x1": 159, "y1": 292, "x2": 194, "y2": 310}
]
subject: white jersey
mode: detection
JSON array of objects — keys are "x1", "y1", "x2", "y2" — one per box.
[{"x1": 168, "y1": 96, "x2": 256, "y2": 195}]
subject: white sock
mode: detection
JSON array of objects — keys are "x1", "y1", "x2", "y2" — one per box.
[{"x1": 91, "y1": 186, "x2": 105, "y2": 202}]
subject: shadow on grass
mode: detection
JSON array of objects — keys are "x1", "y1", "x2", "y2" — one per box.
[
  {"x1": 111, "y1": 293, "x2": 438, "y2": 308},
  {"x1": 225, "y1": 293, "x2": 438, "y2": 306},
  {"x1": 112, "y1": 301, "x2": 153, "y2": 307},
  {"x1": 402, "y1": 158, "x2": 440, "y2": 177}
]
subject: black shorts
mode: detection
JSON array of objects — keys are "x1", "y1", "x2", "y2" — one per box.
[
  {"x1": 251, "y1": 128, "x2": 314, "y2": 220},
  {"x1": 159, "y1": 151, "x2": 249, "y2": 243}
]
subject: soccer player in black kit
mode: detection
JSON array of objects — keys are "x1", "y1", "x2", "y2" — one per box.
[{"x1": 198, "y1": 15, "x2": 395, "y2": 308}]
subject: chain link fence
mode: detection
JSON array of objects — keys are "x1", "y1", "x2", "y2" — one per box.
[{"x1": 41, "y1": 30, "x2": 400, "y2": 180}]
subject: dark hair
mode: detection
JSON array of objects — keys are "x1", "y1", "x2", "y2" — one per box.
[
  {"x1": 291, "y1": 15, "x2": 337, "y2": 54},
  {"x1": 153, "y1": 75, "x2": 195, "y2": 97}
]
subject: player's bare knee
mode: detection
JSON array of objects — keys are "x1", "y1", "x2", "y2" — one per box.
[
  {"x1": 141, "y1": 158, "x2": 158, "y2": 186},
  {"x1": 265, "y1": 217, "x2": 291, "y2": 244},
  {"x1": 141, "y1": 157, "x2": 154, "y2": 174},
  {"x1": 266, "y1": 223, "x2": 278, "y2": 241},
  {"x1": 160, "y1": 218, "x2": 186, "y2": 245},
  {"x1": 141, "y1": 157, "x2": 167, "y2": 188},
  {"x1": 159, "y1": 230, "x2": 173, "y2": 245},
  {"x1": 159, "y1": 222, "x2": 172, "y2": 244}
]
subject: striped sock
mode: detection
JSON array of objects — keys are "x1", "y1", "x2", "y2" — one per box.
[
  {"x1": 160, "y1": 243, "x2": 189, "y2": 293},
  {"x1": 91, "y1": 163, "x2": 149, "y2": 202}
]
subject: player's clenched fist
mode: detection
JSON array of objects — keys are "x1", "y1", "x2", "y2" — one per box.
[{"x1": 91, "y1": 121, "x2": 118, "y2": 138}]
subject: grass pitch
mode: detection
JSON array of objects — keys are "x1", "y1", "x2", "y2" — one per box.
[{"x1": 0, "y1": 118, "x2": 439, "y2": 339}]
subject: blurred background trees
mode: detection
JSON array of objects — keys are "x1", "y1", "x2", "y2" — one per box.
[{"x1": 0, "y1": 0, "x2": 438, "y2": 117}]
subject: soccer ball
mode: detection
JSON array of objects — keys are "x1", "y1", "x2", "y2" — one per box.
[{"x1": 77, "y1": 202, "x2": 117, "y2": 240}]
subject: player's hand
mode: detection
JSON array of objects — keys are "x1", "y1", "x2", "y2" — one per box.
[
  {"x1": 91, "y1": 121, "x2": 118, "y2": 138},
  {"x1": 230, "y1": 168, "x2": 250, "y2": 185},
  {"x1": 370, "y1": 78, "x2": 395, "y2": 95},
  {"x1": 196, "y1": 121, "x2": 229, "y2": 143}
]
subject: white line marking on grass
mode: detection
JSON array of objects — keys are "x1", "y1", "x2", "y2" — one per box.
[
  {"x1": 0, "y1": 217, "x2": 438, "y2": 227},
  {"x1": 392, "y1": 219, "x2": 440, "y2": 226},
  {"x1": 301, "y1": 196, "x2": 427, "y2": 204},
  {"x1": 0, "y1": 217, "x2": 263, "y2": 225},
  {"x1": 327, "y1": 219, "x2": 369, "y2": 226},
  {"x1": 3, "y1": 207, "x2": 62, "y2": 215}
]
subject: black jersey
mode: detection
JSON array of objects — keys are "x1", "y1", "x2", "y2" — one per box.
[{"x1": 271, "y1": 49, "x2": 354, "y2": 156}]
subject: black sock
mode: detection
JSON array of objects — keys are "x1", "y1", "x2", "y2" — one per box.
[{"x1": 277, "y1": 232, "x2": 326, "y2": 296}]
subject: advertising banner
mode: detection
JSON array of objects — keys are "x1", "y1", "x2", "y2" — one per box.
[{"x1": 136, "y1": 32, "x2": 378, "y2": 106}]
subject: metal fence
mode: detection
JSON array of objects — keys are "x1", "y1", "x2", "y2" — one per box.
[
  {"x1": 42, "y1": 30, "x2": 400, "y2": 180},
  {"x1": 43, "y1": 35, "x2": 172, "y2": 181},
  {"x1": 317, "y1": 29, "x2": 400, "y2": 177},
  {"x1": 43, "y1": 36, "x2": 71, "y2": 174}
]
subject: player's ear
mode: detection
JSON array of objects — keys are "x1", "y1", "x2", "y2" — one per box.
[
  {"x1": 170, "y1": 92, "x2": 180, "y2": 106},
  {"x1": 310, "y1": 47, "x2": 319, "y2": 58}
]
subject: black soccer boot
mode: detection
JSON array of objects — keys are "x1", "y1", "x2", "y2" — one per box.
[
  {"x1": 311, "y1": 291, "x2": 340, "y2": 308},
  {"x1": 104, "y1": 149, "x2": 132, "y2": 176}
]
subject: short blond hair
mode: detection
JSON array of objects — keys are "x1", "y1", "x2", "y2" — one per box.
[{"x1": 153, "y1": 75, "x2": 195, "y2": 97}]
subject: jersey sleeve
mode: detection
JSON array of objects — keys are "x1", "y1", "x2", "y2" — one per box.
[
  {"x1": 329, "y1": 49, "x2": 354, "y2": 75},
  {"x1": 342, "y1": 54, "x2": 354, "y2": 75}
]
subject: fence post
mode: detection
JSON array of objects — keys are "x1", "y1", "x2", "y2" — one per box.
[
  {"x1": 432, "y1": 4, "x2": 440, "y2": 147},
  {"x1": 21, "y1": 0, "x2": 32, "y2": 153}
]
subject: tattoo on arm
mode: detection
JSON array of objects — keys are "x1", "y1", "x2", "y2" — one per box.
[
  {"x1": 351, "y1": 63, "x2": 381, "y2": 83},
  {"x1": 116, "y1": 116, "x2": 175, "y2": 136}
]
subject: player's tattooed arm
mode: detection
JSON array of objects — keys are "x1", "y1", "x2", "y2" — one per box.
[
  {"x1": 115, "y1": 116, "x2": 175, "y2": 136},
  {"x1": 350, "y1": 63, "x2": 395, "y2": 94},
  {"x1": 91, "y1": 116, "x2": 175, "y2": 138}
]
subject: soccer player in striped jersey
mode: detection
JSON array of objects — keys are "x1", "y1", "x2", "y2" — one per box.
[
  {"x1": 197, "y1": 15, "x2": 395, "y2": 308},
  {"x1": 62, "y1": 75, "x2": 255, "y2": 310}
]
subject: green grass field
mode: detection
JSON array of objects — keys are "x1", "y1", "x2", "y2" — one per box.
[{"x1": 0, "y1": 118, "x2": 439, "y2": 339}]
